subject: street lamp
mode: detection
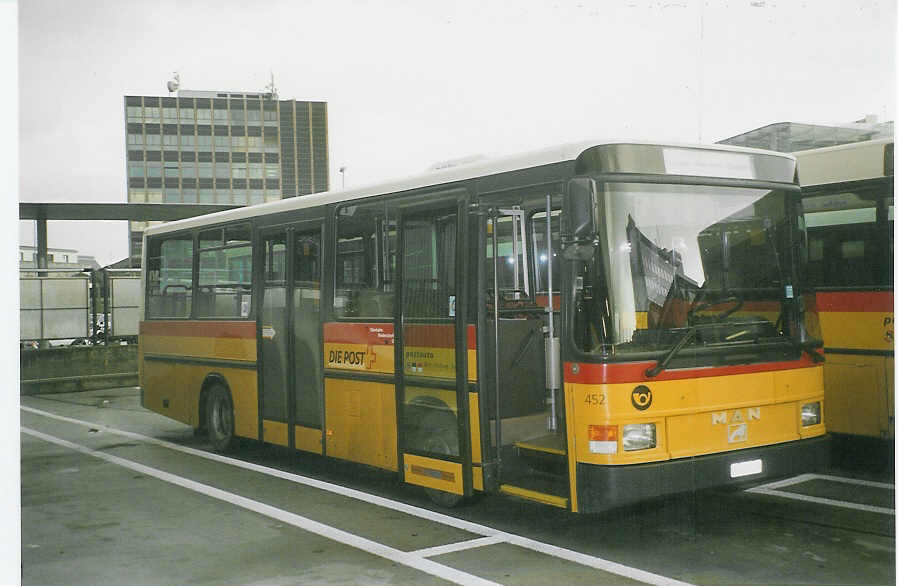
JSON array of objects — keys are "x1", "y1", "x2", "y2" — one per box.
[{"x1": 338, "y1": 166, "x2": 346, "y2": 189}]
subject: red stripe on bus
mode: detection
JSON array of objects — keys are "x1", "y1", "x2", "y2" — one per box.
[
  {"x1": 564, "y1": 354, "x2": 820, "y2": 385},
  {"x1": 816, "y1": 291, "x2": 894, "y2": 312},
  {"x1": 323, "y1": 322, "x2": 395, "y2": 345},
  {"x1": 139, "y1": 320, "x2": 256, "y2": 339},
  {"x1": 324, "y1": 322, "x2": 477, "y2": 349}
]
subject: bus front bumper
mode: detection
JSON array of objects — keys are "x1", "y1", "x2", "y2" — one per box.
[{"x1": 575, "y1": 435, "x2": 831, "y2": 514}]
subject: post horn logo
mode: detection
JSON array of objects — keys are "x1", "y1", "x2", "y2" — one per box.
[{"x1": 631, "y1": 385, "x2": 652, "y2": 411}]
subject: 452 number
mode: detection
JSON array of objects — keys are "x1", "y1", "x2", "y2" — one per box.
[{"x1": 584, "y1": 393, "x2": 606, "y2": 406}]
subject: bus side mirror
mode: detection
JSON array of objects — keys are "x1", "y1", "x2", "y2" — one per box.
[{"x1": 562, "y1": 177, "x2": 598, "y2": 259}]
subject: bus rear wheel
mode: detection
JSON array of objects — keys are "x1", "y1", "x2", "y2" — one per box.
[{"x1": 206, "y1": 385, "x2": 236, "y2": 453}]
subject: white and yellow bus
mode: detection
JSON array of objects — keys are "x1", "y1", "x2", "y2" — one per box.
[
  {"x1": 140, "y1": 140, "x2": 828, "y2": 512},
  {"x1": 796, "y1": 138, "x2": 893, "y2": 469}
]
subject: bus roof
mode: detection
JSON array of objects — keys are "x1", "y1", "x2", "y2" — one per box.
[
  {"x1": 144, "y1": 139, "x2": 794, "y2": 237},
  {"x1": 794, "y1": 137, "x2": 893, "y2": 186}
]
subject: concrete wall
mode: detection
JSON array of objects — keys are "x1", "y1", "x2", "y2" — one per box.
[{"x1": 21, "y1": 344, "x2": 138, "y2": 395}]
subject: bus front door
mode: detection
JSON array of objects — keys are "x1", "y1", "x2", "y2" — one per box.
[
  {"x1": 480, "y1": 205, "x2": 570, "y2": 509},
  {"x1": 397, "y1": 204, "x2": 470, "y2": 506},
  {"x1": 258, "y1": 224, "x2": 324, "y2": 453}
]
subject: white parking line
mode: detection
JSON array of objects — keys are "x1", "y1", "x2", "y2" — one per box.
[
  {"x1": 22, "y1": 404, "x2": 694, "y2": 586},
  {"x1": 411, "y1": 536, "x2": 508, "y2": 558},
  {"x1": 746, "y1": 473, "x2": 895, "y2": 515},
  {"x1": 22, "y1": 426, "x2": 500, "y2": 586}
]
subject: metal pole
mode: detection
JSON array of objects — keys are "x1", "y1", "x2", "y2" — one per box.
[
  {"x1": 36, "y1": 218, "x2": 48, "y2": 277},
  {"x1": 545, "y1": 195, "x2": 559, "y2": 432},
  {"x1": 491, "y1": 209, "x2": 502, "y2": 469}
]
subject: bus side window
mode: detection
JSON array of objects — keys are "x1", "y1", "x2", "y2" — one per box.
[
  {"x1": 146, "y1": 234, "x2": 193, "y2": 319},
  {"x1": 335, "y1": 202, "x2": 397, "y2": 319},
  {"x1": 195, "y1": 223, "x2": 253, "y2": 318},
  {"x1": 804, "y1": 190, "x2": 885, "y2": 287}
]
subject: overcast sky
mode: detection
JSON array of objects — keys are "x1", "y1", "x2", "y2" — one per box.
[{"x1": 17, "y1": 0, "x2": 895, "y2": 266}]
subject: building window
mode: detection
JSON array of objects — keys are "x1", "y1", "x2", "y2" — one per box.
[
  {"x1": 146, "y1": 162, "x2": 162, "y2": 177},
  {"x1": 213, "y1": 108, "x2": 227, "y2": 121},
  {"x1": 199, "y1": 189, "x2": 214, "y2": 203},
  {"x1": 128, "y1": 162, "x2": 145, "y2": 178},
  {"x1": 249, "y1": 190, "x2": 264, "y2": 205},
  {"x1": 164, "y1": 164, "x2": 179, "y2": 178},
  {"x1": 231, "y1": 136, "x2": 247, "y2": 148},
  {"x1": 164, "y1": 189, "x2": 181, "y2": 203},
  {"x1": 265, "y1": 164, "x2": 280, "y2": 179},
  {"x1": 197, "y1": 109, "x2": 212, "y2": 121},
  {"x1": 163, "y1": 134, "x2": 178, "y2": 146},
  {"x1": 232, "y1": 163, "x2": 247, "y2": 179},
  {"x1": 145, "y1": 107, "x2": 161, "y2": 121},
  {"x1": 249, "y1": 163, "x2": 263, "y2": 178},
  {"x1": 181, "y1": 163, "x2": 196, "y2": 178},
  {"x1": 163, "y1": 107, "x2": 178, "y2": 120},
  {"x1": 126, "y1": 106, "x2": 142, "y2": 121},
  {"x1": 145, "y1": 134, "x2": 162, "y2": 146},
  {"x1": 181, "y1": 134, "x2": 196, "y2": 147},
  {"x1": 215, "y1": 164, "x2": 230, "y2": 178},
  {"x1": 127, "y1": 133, "x2": 143, "y2": 145},
  {"x1": 179, "y1": 108, "x2": 194, "y2": 122},
  {"x1": 214, "y1": 135, "x2": 229, "y2": 148}
]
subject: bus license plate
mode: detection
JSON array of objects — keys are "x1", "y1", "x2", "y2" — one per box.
[{"x1": 730, "y1": 459, "x2": 763, "y2": 478}]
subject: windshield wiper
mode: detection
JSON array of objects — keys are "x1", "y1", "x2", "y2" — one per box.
[{"x1": 645, "y1": 326, "x2": 698, "y2": 378}]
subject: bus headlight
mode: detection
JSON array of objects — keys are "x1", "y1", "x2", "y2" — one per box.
[
  {"x1": 622, "y1": 423, "x2": 656, "y2": 451},
  {"x1": 801, "y1": 402, "x2": 821, "y2": 427}
]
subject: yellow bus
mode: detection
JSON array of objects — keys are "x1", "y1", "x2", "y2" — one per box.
[
  {"x1": 796, "y1": 138, "x2": 894, "y2": 469},
  {"x1": 140, "y1": 140, "x2": 828, "y2": 512}
]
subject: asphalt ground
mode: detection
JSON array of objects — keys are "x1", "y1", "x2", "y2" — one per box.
[{"x1": 20, "y1": 388, "x2": 897, "y2": 585}]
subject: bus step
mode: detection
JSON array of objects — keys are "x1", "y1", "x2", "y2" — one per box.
[
  {"x1": 499, "y1": 483, "x2": 568, "y2": 509},
  {"x1": 514, "y1": 433, "x2": 567, "y2": 456}
]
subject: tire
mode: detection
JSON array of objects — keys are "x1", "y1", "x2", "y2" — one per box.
[
  {"x1": 420, "y1": 415, "x2": 464, "y2": 508},
  {"x1": 206, "y1": 384, "x2": 236, "y2": 453}
]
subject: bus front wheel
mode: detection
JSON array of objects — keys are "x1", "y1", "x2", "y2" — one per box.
[{"x1": 207, "y1": 385, "x2": 235, "y2": 453}]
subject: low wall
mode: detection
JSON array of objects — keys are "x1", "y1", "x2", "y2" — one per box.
[{"x1": 20, "y1": 344, "x2": 139, "y2": 395}]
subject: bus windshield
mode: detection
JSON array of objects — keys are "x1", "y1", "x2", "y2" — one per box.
[{"x1": 576, "y1": 182, "x2": 800, "y2": 357}]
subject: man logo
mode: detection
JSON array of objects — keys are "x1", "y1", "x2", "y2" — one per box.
[{"x1": 631, "y1": 385, "x2": 652, "y2": 410}]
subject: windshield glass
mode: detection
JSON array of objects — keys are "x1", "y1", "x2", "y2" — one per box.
[{"x1": 574, "y1": 182, "x2": 799, "y2": 356}]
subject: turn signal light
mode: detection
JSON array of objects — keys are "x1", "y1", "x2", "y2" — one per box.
[
  {"x1": 588, "y1": 424, "x2": 618, "y2": 454},
  {"x1": 588, "y1": 425, "x2": 618, "y2": 441}
]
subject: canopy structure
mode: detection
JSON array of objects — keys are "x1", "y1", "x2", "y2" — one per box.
[{"x1": 19, "y1": 202, "x2": 240, "y2": 270}]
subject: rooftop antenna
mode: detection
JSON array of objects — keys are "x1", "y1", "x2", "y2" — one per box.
[
  {"x1": 166, "y1": 71, "x2": 180, "y2": 94},
  {"x1": 264, "y1": 72, "x2": 278, "y2": 99}
]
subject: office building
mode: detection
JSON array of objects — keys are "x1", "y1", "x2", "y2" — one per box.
[{"x1": 124, "y1": 89, "x2": 329, "y2": 257}]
